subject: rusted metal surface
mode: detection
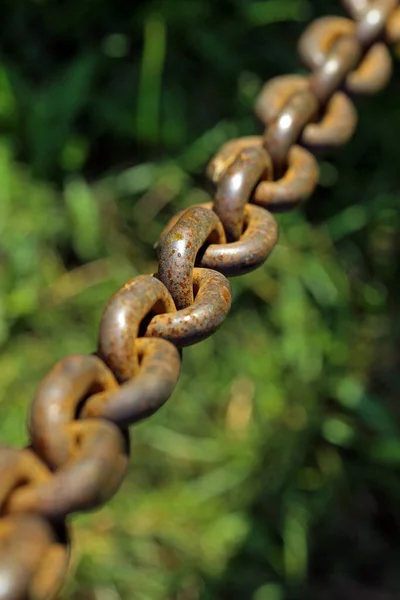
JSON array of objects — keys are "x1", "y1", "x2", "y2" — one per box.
[
  {"x1": 0, "y1": 515, "x2": 68, "y2": 600},
  {"x1": 254, "y1": 145, "x2": 319, "y2": 209},
  {"x1": 0, "y1": 447, "x2": 70, "y2": 599},
  {"x1": 207, "y1": 136, "x2": 264, "y2": 183},
  {"x1": 255, "y1": 74, "x2": 357, "y2": 151},
  {"x1": 159, "y1": 202, "x2": 279, "y2": 276},
  {"x1": 83, "y1": 339, "x2": 181, "y2": 425},
  {"x1": 298, "y1": 12, "x2": 396, "y2": 97},
  {"x1": 355, "y1": 0, "x2": 397, "y2": 45},
  {"x1": 209, "y1": 135, "x2": 319, "y2": 209},
  {"x1": 147, "y1": 268, "x2": 232, "y2": 347},
  {"x1": 213, "y1": 146, "x2": 272, "y2": 241},
  {"x1": 263, "y1": 89, "x2": 319, "y2": 171},
  {"x1": 303, "y1": 92, "x2": 358, "y2": 148},
  {"x1": 1, "y1": 0, "x2": 399, "y2": 596},
  {"x1": 13, "y1": 421, "x2": 129, "y2": 519},
  {"x1": 347, "y1": 43, "x2": 393, "y2": 93},
  {"x1": 157, "y1": 205, "x2": 226, "y2": 309},
  {"x1": 298, "y1": 17, "x2": 358, "y2": 69},
  {"x1": 199, "y1": 203, "x2": 279, "y2": 276},
  {"x1": 309, "y1": 34, "x2": 361, "y2": 102}
]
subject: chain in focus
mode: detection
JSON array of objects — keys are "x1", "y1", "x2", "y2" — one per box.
[{"x1": 1, "y1": 1, "x2": 399, "y2": 597}]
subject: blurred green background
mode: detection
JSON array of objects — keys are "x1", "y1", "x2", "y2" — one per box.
[{"x1": 1, "y1": 0, "x2": 400, "y2": 598}]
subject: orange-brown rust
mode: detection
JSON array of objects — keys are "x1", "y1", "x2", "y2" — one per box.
[
  {"x1": 0, "y1": 514, "x2": 69, "y2": 600},
  {"x1": 83, "y1": 338, "x2": 181, "y2": 426},
  {"x1": 99, "y1": 275, "x2": 176, "y2": 380},
  {"x1": 208, "y1": 137, "x2": 318, "y2": 209},
  {"x1": 213, "y1": 146, "x2": 272, "y2": 241},
  {"x1": 198, "y1": 203, "x2": 279, "y2": 276},
  {"x1": 1, "y1": 0, "x2": 399, "y2": 595},
  {"x1": 157, "y1": 206, "x2": 226, "y2": 309},
  {"x1": 254, "y1": 146, "x2": 319, "y2": 209},
  {"x1": 263, "y1": 90, "x2": 319, "y2": 171},
  {"x1": 303, "y1": 93, "x2": 358, "y2": 148},
  {"x1": 147, "y1": 268, "x2": 232, "y2": 346},
  {"x1": 347, "y1": 43, "x2": 393, "y2": 93}
]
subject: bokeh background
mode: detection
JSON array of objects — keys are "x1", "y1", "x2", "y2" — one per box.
[{"x1": 1, "y1": 0, "x2": 400, "y2": 598}]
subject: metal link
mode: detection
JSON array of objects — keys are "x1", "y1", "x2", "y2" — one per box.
[
  {"x1": 302, "y1": 92, "x2": 358, "y2": 148},
  {"x1": 299, "y1": 15, "x2": 396, "y2": 98},
  {"x1": 256, "y1": 75, "x2": 357, "y2": 151},
  {"x1": 255, "y1": 75, "x2": 309, "y2": 124},
  {"x1": 160, "y1": 203, "x2": 279, "y2": 277},
  {"x1": 254, "y1": 145, "x2": 319, "y2": 210},
  {"x1": 309, "y1": 34, "x2": 362, "y2": 103},
  {"x1": 263, "y1": 89, "x2": 319, "y2": 171},
  {"x1": 213, "y1": 146, "x2": 272, "y2": 241},
  {"x1": 355, "y1": 0, "x2": 397, "y2": 46},
  {"x1": 0, "y1": 514, "x2": 68, "y2": 600},
  {"x1": 147, "y1": 268, "x2": 231, "y2": 347},
  {"x1": 0, "y1": 446, "x2": 61, "y2": 517},
  {"x1": 344, "y1": 0, "x2": 396, "y2": 95},
  {"x1": 98, "y1": 275, "x2": 176, "y2": 380},
  {"x1": 199, "y1": 204, "x2": 278, "y2": 275},
  {"x1": 207, "y1": 136, "x2": 264, "y2": 183},
  {"x1": 346, "y1": 42, "x2": 393, "y2": 93},
  {"x1": 83, "y1": 339, "x2": 181, "y2": 424},
  {"x1": 208, "y1": 137, "x2": 319, "y2": 210},
  {"x1": 298, "y1": 17, "x2": 357, "y2": 69},
  {"x1": 0, "y1": 446, "x2": 51, "y2": 502},
  {"x1": 29, "y1": 356, "x2": 118, "y2": 467},
  {"x1": 14, "y1": 357, "x2": 129, "y2": 520},
  {"x1": 157, "y1": 206, "x2": 226, "y2": 309},
  {"x1": 1, "y1": 0, "x2": 399, "y2": 595},
  {"x1": 343, "y1": 1, "x2": 400, "y2": 41},
  {"x1": 14, "y1": 423, "x2": 129, "y2": 519}
]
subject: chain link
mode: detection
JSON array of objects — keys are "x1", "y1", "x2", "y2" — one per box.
[{"x1": 1, "y1": 1, "x2": 399, "y2": 597}]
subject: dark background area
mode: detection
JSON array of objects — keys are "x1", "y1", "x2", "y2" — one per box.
[{"x1": 0, "y1": 1, "x2": 400, "y2": 599}]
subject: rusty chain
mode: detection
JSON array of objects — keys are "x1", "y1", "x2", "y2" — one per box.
[{"x1": 1, "y1": 1, "x2": 399, "y2": 597}]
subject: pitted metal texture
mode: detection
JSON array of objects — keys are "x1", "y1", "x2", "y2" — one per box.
[{"x1": 1, "y1": 1, "x2": 398, "y2": 596}]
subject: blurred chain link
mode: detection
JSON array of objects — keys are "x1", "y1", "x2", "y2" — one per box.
[{"x1": 1, "y1": 1, "x2": 399, "y2": 597}]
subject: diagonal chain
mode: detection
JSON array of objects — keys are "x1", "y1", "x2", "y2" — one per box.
[{"x1": 0, "y1": 1, "x2": 399, "y2": 597}]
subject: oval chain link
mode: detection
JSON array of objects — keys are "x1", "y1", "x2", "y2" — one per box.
[
  {"x1": 0, "y1": 446, "x2": 70, "y2": 598},
  {"x1": 213, "y1": 145, "x2": 272, "y2": 241},
  {"x1": 0, "y1": 514, "x2": 68, "y2": 600},
  {"x1": 1, "y1": 0, "x2": 399, "y2": 596},
  {"x1": 158, "y1": 202, "x2": 278, "y2": 277},
  {"x1": 157, "y1": 205, "x2": 226, "y2": 309}
]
